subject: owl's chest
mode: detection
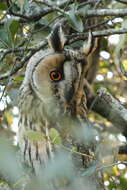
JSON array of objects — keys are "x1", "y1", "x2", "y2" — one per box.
[{"x1": 18, "y1": 94, "x2": 94, "y2": 175}]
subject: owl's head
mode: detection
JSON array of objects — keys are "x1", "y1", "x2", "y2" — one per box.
[{"x1": 22, "y1": 25, "x2": 93, "y2": 115}]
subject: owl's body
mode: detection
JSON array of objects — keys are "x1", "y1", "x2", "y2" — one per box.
[
  {"x1": 18, "y1": 48, "x2": 87, "y2": 169},
  {"x1": 18, "y1": 25, "x2": 103, "y2": 189}
]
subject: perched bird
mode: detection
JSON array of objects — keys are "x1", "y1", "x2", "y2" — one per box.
[{"x1": 18, "y1": 25, "x2": 101, "y2": 189}]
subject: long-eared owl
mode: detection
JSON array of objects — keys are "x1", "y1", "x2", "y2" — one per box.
[{"x1": 18, "y1": 24, "x2": 97, "y2": 183}]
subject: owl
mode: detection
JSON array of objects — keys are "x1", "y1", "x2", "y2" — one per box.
[{"x1": 18, "y1": 24, "x2": 95, "y2": 179}]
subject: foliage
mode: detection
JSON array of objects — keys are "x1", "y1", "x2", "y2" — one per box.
[{"x1": 0, "y1": 0, "x2": 127, "y2": 189}]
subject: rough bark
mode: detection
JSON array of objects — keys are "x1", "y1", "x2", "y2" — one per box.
[{"x1": 89, "y1": 88, "x2": 127, "y2": 132}]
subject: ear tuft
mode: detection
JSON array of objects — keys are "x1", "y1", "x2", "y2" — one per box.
[
  {"x1": 48, "y1": 24, "x2": 66, "y2": 52},
  {"x1": 82, "y1": 30, "x2": 93, "y2": 56}
]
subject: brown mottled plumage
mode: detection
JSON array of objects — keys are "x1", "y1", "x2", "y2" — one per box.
[{"x1": 18, "y1": 25, "x2": 102, "y2": 189}]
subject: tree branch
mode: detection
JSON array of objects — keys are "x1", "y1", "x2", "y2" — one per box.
[
  {"x1": 0, "y1": 39, "x2": 47, "y2": 63},
  {"x1": 5, "y1": 0, "x2": 127, "y2": 23},
  {"x1": 115, "y1": 0, "x2": 127, "y2": 5},
  {"x1": 0, "y1": 51, "x2": 33, "y2": 80},
  {"x1": 19, "y1": 8, "x2": 127, "y2": 22},
  {"x1": 68, "y1": 27, "x2": 127, "y2": 44},
  {"x1": 1, "y1": 27, "x2": 127, "y2": 80},
  {"x1": 119, "y1": 145, "x2": 127, "y2": 154},
  {"x1": 79, "y1": 8, "x2": 127, "y2": 18},
  {"x1": 6, "y1": 0, "x2": 72, "y2": 23},
  {"x1": 0, "y1": 39, "x2": 47, "y2": 80},
  {"x1": 89, "y1": 88, "x2": 127, "y2": 132},
  {"x1": 1, "y1": 27, "x2": 126, "y2": 63},
  {"x1": 96, "y1": 161, "x2": 127, "y2": 171}
]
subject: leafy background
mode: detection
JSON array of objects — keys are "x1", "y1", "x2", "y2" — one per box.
[{"x1": 0, "y1": 0, "x2": 127, "y2": 189}]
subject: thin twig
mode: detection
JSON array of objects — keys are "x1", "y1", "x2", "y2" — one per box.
[
  {"x1": 115, "y1": 0, "x2": 127, "y2": 4},
  {"x1": 62, "y1": 145, "x2": 95, "y2": 160},
  {"x1": 0, "y1": 39, "x2": 47, "y2": 63},
  {"x1": 5, "y1": 0, "x2": 71, "y2": 22},
  {"x1": 84, "y1": 17, "x2": 115, "y2": 31},
  {"x1": 0, "y1": 51, "x2": 34, "y2": 80},
  {"x1": 79, "y1": 8, "x2": 127, "y2": 18},
  {"x1": 68, "y1": 27, "x2": 127, "y2": 43},
  {"x1": 1, "y1": 27, "x2": 127, "y2": 80},
  {"x1": 96, "y1": 161, "x2": 127, "y2": 171},
  {"x1": 5, "y1": 0, "x2": 127, "y2": 24},
  {"x1": 78, "y1": 0, "x2": 99, "y2": 8},
  {"x1": 0, "y1": 56, "x2": 19, "y2": 103}
]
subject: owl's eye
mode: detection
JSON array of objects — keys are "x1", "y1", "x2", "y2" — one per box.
[{"x1": 50, "y1": 70, "x2": 62, "y2": 81}]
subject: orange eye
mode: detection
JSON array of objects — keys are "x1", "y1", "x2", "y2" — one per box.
[{"x1": 50, "y1": 71, "x2": 62, "y2": 81}]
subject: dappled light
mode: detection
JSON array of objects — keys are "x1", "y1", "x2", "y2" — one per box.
[{"x1": 0, "y1": 0, "x2": 127, "y2": 190}]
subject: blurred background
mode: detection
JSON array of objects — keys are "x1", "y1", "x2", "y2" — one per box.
[{"x1": 0, "y1": 0, "x2": 127, "y2": 189}]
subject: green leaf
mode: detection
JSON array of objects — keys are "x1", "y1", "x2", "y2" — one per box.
[
  {"x1": 49, "y1": 128, "x2": 62, "y2": 145},
  {"x1": 71, "y1": 146, "x2": 77, "y2": 152},
  {"x1": 5, "y1": 19, "x2": 19, "y2": 46},
  {"x1": 66, "y1": 10, "x2": 83, "y2": 32},
  {"x1": 9, "y1": 20, "x2": 19, "y2": 41},
  {"x1": 78, "y1": 4, "x2": 91, "y2": 16},
  {"x1": 14, "y1": 76, "x2": 24, "y2": 82},
  {"x1": 0, "y1": 2, "x2": 7, "y2": 10},
  {"x1": 24, "y1": 130, "x2": 45, "y2": 142},
  {"x1": 0, "y1": 29, "x2": 9, "y2": 48},
  {"x1": 69, "y1": 2, "x2": 78, "y2": 11}
]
